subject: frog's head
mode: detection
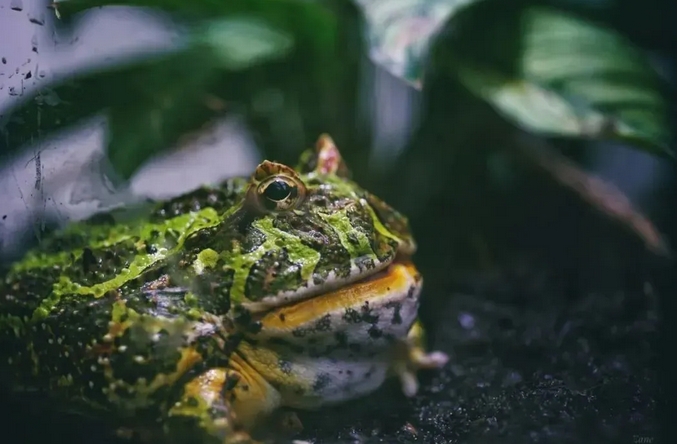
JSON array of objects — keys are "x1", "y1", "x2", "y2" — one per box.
[{"x1": 230, "y1": 134, "x2": 416, "y2": 312}]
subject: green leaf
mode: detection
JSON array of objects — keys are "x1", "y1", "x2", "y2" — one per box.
[
  {"x1": 196, "y1": 18, "x2": 293, "y2": 70},
  {"x1": 355, "y1": 0, "x2": 476, "y2": 87},
  {"x1": 52, "y1": 0, "x2": 337, "y2": 56},
  {"x1": 438, "y1": 3, "x2": 673, "y2": 157},
  {"x1": 356, "y1": 0, "x2": 671, "y2": 157},
  {"x1": 1, "y1": 1, "x2": 340, "y2": 179}
]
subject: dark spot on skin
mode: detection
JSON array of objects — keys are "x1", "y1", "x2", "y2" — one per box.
[
  {"x1": 368, "y1": 325, "x2": 383, "y2": 339},
  {"x1": 312, "y1": 373, "x2": 332, "y2": 392},
  {"x1": 314, "y1": 314, "x2": 332, "y2": 331},
  {"x1": 1, "y1": 215, "x2": 6, "y2": 220},
  {"x1": 346, "y1": 370, "x2": 353, "y2": 376},
  {"x1": 241, "y1": 385, "x2": 249, "y2": 392},
  {"x1": 407, "y1": 285, "x2": 416, "y2": 299},
  {"x1": 387, "y1": 302, "x2": 402, "y2": 325},
  {"x1": 342, "y1": 303, "x2": 380, "y2": 325},
  {"x1": 247, "y1": 321, "x2": 263, "y2": 335},
  {"x1": 279, "y1": 313, "x2": 286, "y2": 322},
  {"x1": 225, "y1": 374, "x2": 240, "y2": 391},
  {"x1": 233, "y1": 305, "x2": 252, "y2": 327},
  {"x1": 81, "y1": 248, "x2": 97, "y2": 274},
  {"x1": 224, "y1": 332, "x2": 244, "y2": 355},
  {"x1": 360, "y1": 302, "x2": 379, "y2": 324},
  {"x1": 278, "y1": 359, "x2": 293, "y2": 374},
  {"x1": 342, "y1": 308, "x2": 363, "y2": 324}
]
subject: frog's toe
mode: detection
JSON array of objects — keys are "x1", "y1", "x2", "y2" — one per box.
[
  {"x1": 397, "y1": 349, "x2": 450, "y2": 397},
  {"x1": 394, "y1": 319, "x2": 449, "y2": 397},
  {"x1": 410, "y1": 349, "x2": 450, "y2": 369}
]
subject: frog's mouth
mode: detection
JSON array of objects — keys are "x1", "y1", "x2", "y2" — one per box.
[{"x1": 241, "y1": 251, "x2": 415, "y2": 313}]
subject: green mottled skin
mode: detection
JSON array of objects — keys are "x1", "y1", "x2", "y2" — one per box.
[{"x1": 0, "y1": 136, "x2": 445, "y2": 443}]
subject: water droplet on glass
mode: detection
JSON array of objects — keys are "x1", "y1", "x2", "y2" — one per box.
[
  {"x1": 29, "y1": 13, "x2": 45, "y2": 26},
  {"x1": 10, "y1": 0, "x2": 23, "y2": 12}
]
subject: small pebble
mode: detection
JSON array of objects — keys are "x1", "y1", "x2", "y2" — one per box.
[{"x1": 458, "y1": 312, "x2": 476, "y2": 330}]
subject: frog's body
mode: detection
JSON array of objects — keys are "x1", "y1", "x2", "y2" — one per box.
[{"x1": 0, "y1": 135, "x2": 447, "y2": 443}]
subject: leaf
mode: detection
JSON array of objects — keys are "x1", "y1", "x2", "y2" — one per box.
[
  {"x1": 437, "y1": 3, "x2": 673, "y2": 157},
  {"x1": 52, "y1": 0, "x2": 337, "y2": 56},
  {"x1": 356, "y1": 0, "x2": 671, "y2": 156},
  {"x1": 196, "y1": 18, "x2": 293, "y2": 70},
  {"x1": 355, "y1": 0, "x2": 476, "y2": 88},
  {"x1": 1, "y1": 0, "x2": 339, "y2": 179}
]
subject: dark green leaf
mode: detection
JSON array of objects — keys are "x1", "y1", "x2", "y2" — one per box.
[
  {"x1": 438, "y1": 4, "x2": 673, "y2": 157},
  {"x1": 357, "y1": 0, "x2": 671, "y2": 157}
]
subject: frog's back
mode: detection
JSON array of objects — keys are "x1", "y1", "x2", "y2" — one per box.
[{"x1": 0, "y1": 179, "x2": 246, "y2": 419}]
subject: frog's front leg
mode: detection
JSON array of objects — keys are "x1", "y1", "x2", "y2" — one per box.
[
  {"x1": 165, "y1": 354, "x2": 282, "y2": 444},
  {"x1": 392, "y1": 319, "x2": 449, "y2": 397}
]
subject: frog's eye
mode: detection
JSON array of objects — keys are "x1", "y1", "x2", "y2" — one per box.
[
  {"x1": 246, "y1": 161, "x2": 307, "y2": 214},
  {"x1": 263, "y1": 178, "x2": 293, "y2": 201},
  {"x1": 258, "y1": 176, "x2": 301, "y2": 211}
]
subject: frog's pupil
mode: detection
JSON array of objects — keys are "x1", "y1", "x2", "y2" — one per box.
[{"x1": 265, "y1": 179, "x2": 291, "y2": 201}]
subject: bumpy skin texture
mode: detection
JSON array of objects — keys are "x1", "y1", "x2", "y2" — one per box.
[{"x1": 0, "y1": 135, "x2": 448, "y2": 443}]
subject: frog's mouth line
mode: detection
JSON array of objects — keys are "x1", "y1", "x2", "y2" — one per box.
[
  {"x1": 254, "y1": 259, "x2": 421, "y2": 330},
  {"x1": 241, "y1": 253, "x2": 413, "y2": 313}
]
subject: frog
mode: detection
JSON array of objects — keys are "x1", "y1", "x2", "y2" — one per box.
[{"x1": 0, "y1": 134, "x2": 448, "y2": 444}]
